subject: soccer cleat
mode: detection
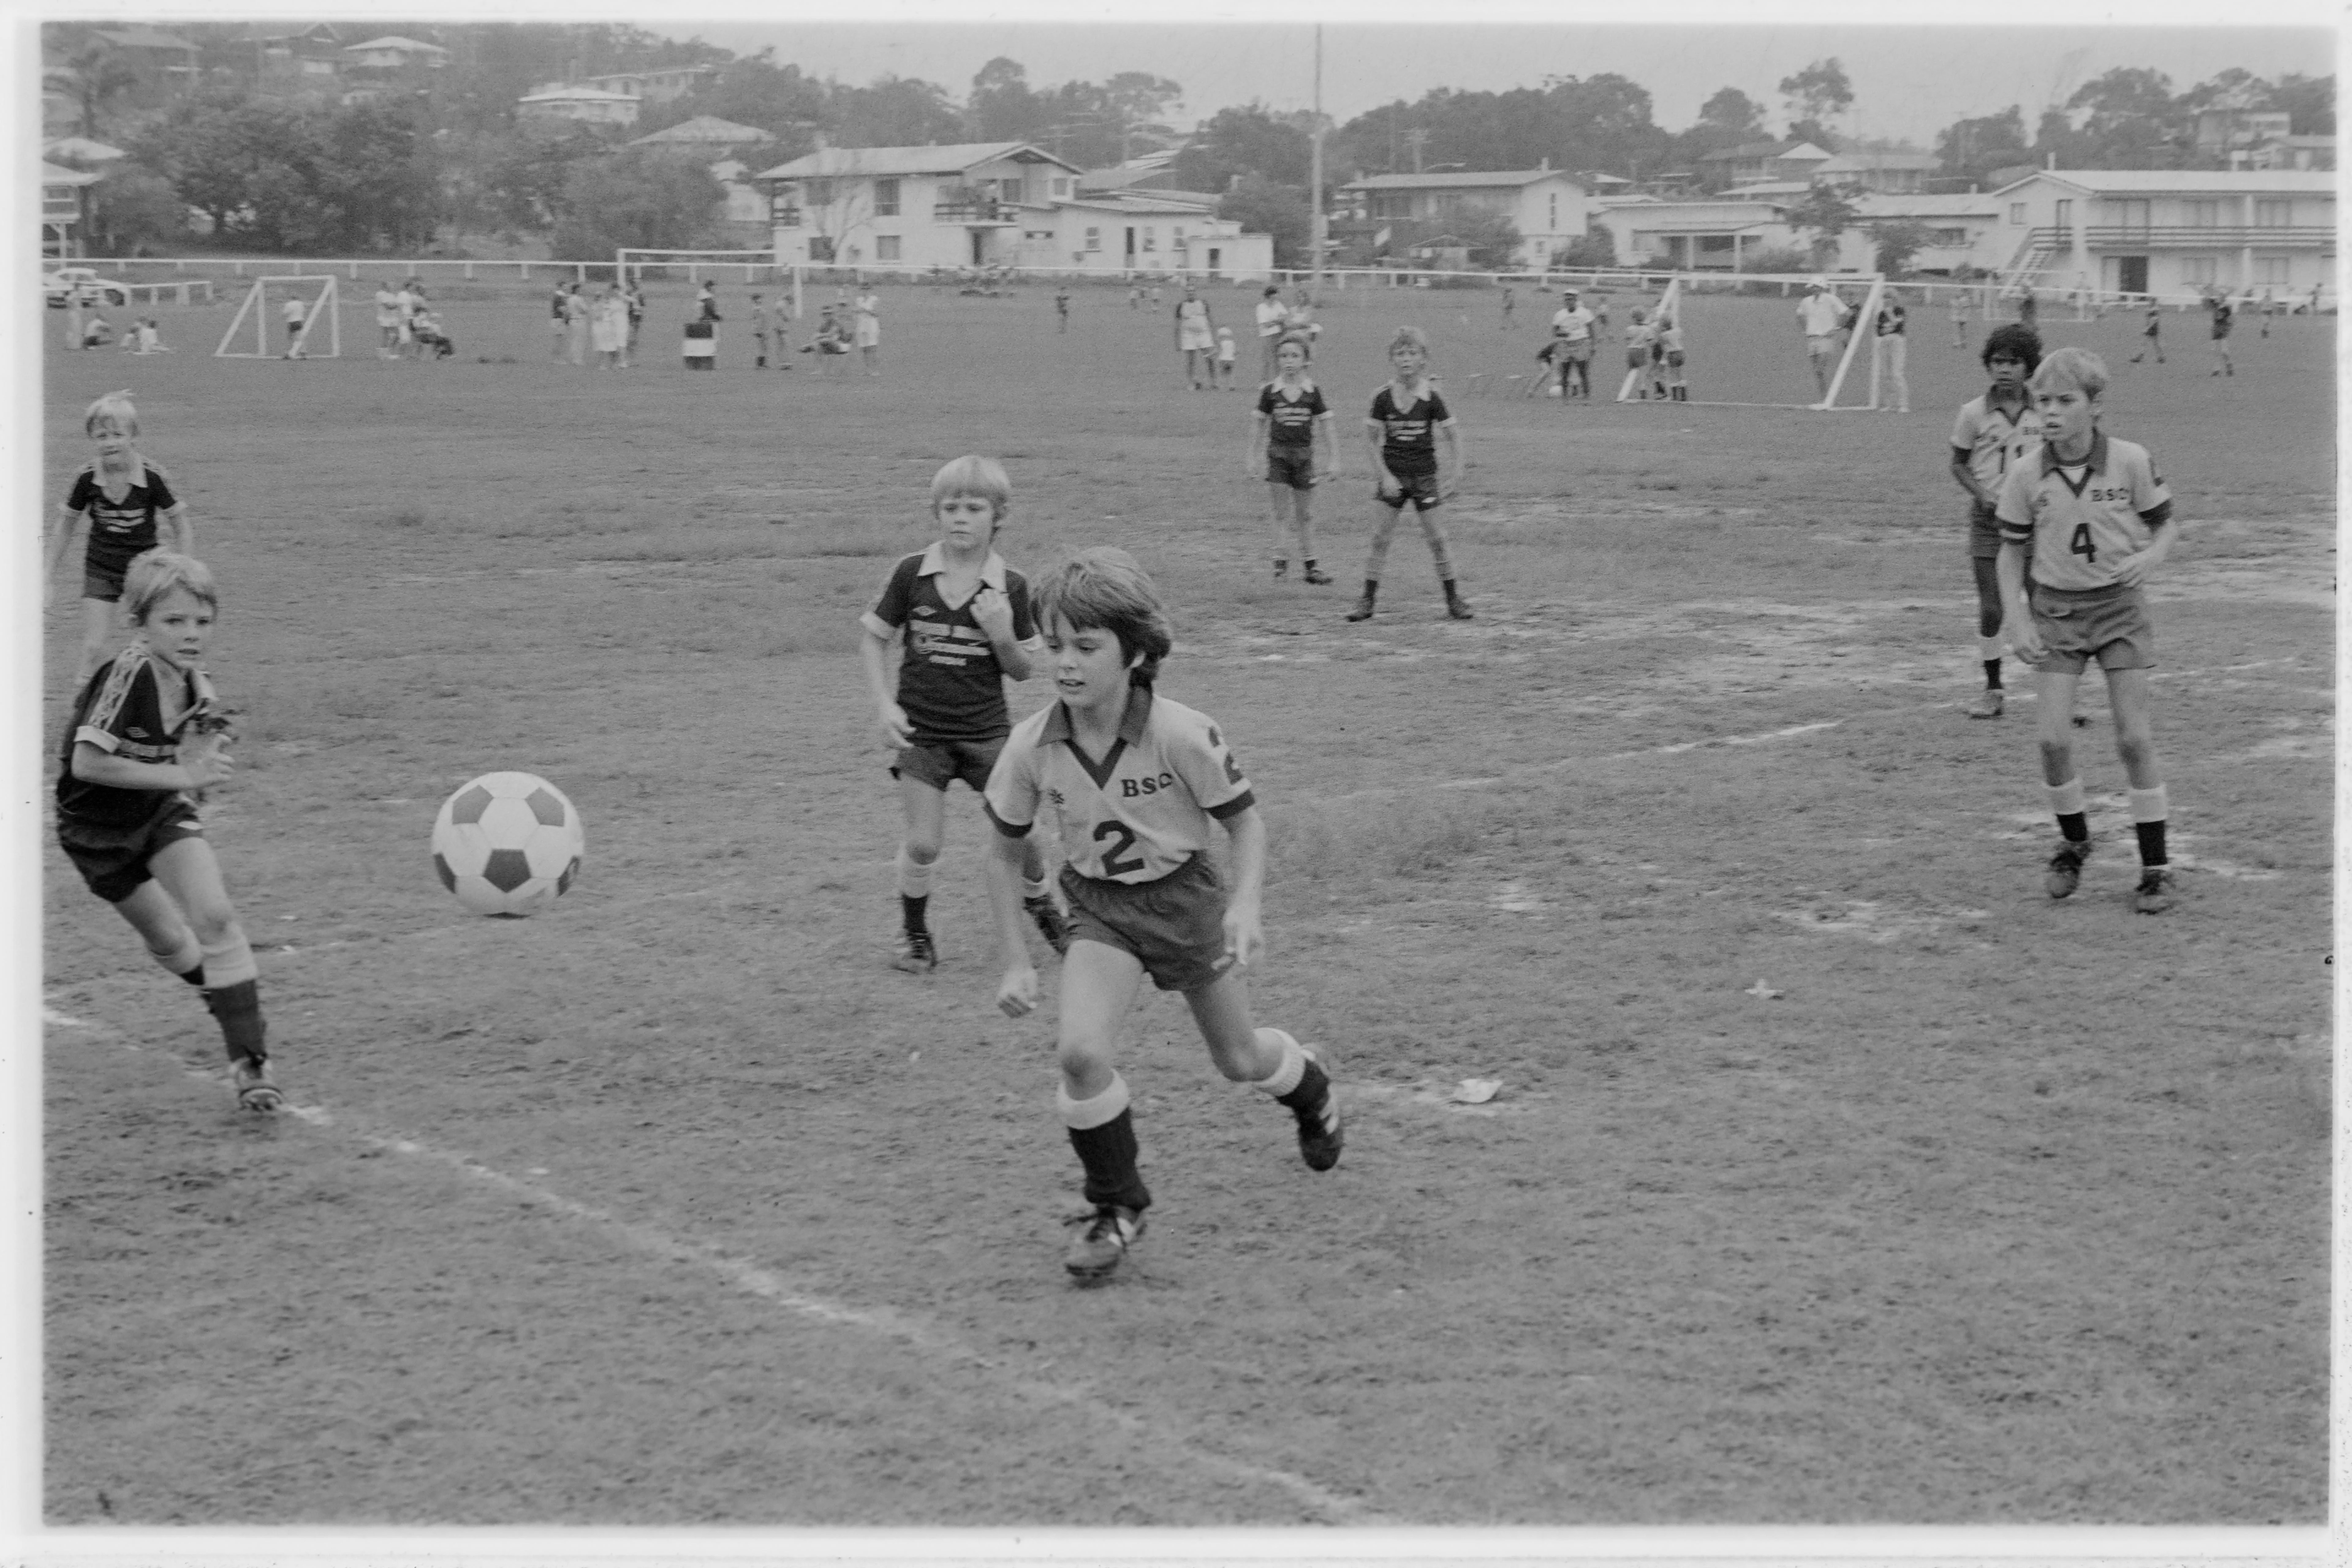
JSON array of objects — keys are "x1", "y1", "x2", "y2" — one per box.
[
  {"x1": 1282, "y1": 1049, "x2": 1344, "y2": 1172},
  {"x1": 2045, "y1": 837, "x2": 2092, "y2": 900},
  {"x1": 1345, "y1": 595, "x2": 1376, "y2": 622},
  {"x1": 892, "y1": 928, "x2": 938, "y2": 973},
  {"x1": 2133, "y1": 866, "x2": 2176, "y2": 914},
  {"x1": 1302, "y1": 566, "x2": 1333, "y2": 586},
  {"x1": 1966, "y1": 688, "x2": 2005, "y2": 719},
  {"x1": 1444, "y1": 587, "x2": 1475, "y2": 620},
  {"x1": 232, "y1": 1058, "x2": 282, "y2": 1113},
  {"x1": 1063, "y1": 1205, "x2": 1145, "y2": 1280},
  {"x1": 1025, "y1": 895, "x2": 1071, "y2": 956},
  {"x1": 1273, "y1": 559, "x2": 1289, "y2": 581}
]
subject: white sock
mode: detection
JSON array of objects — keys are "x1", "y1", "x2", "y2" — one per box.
[
  {"x1": 1057, "y1": 1072, "x2": 1130, "y2": 1129},
  {"x1": 2129, "y1": 784, "x2": 2169, "y2": 823},
  {"x1": 200, "y1": 932, "x2": 257, "y2": 988},
  {"x1": 150, "y1": 932, "x2": 203, "y2": 979},
  {"x1": 1976, "y1": 635, "x2": 2005, "y2": 662},
  {"x1": 1021, "y1": 873, "x2": 1051, "y2": 902},
  {"x1": 1250, "y1": 1028, "x2": 1306, "y2": 1096},
  {"x1": 896, "y1": 849, "x2": 934, "y2": 900},
  {"x1": 2047, "y1": 777, "x2": 2087, "y2": 819}
]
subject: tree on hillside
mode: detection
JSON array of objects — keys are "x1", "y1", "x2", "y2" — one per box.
[
  {"x1": 1448, "y1": 207, "x2": 1523, "y2": 268},
  {"x1": 2065, "y1": 66, "x2": 2183, "y2": 166},
  {"x1": 1218, "y1": 174, "x2": 1310, "y2": 267},
  {"x1": 1172, "y1": 102, "x2": 1312, "y2": 192},
  {"x1": 1778, "y1": 57, "x2": 1852, "y2": 146},
  {"x1": 548, "y1": 147, "x2": 724, "y2": 259},
  {"x1": 86, "y1": 162, "x2": 188, "y2": 253},
  {"x1": 1869, "y1": 218, "x2": 1933, "y2": 277},
  {"x1": 1936, "y1": 104, "x2": 2031, "y2": 185},
  {"x1": 967, "y1": 56, "x2": 1047, "y2": 142},
  {"x1": 1326, "y1": 75, "x2": 1667, "y2": 182},
  {"x1": 632, "y1": 51, "x2": 825, "y2": 150},
  {"x1": 2271, "y1": 72, "x2": 2335, "y2": 134},
  {"x1": 1784, "y1": 180, "x2": 1861, "y2": 267},
  {"x1": 60, "y1": 37, "x2": 141, "y2": 135},
  {"x1": 829, "y1": 74, "x2": 962, "y2": 148},
  {"x1": 1691, "y1": 85, "x2": 1766, "y2": 147}
]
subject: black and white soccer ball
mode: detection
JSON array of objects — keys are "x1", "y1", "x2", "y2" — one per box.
[{"x1": 431, "y1": 771, "x2": 584, "y2": 917}]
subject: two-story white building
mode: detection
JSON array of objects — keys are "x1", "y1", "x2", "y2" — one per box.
[
  {"x1": 757, "y1": 142, "x2": 1089, "y2": 269},
  {"x1": 1335, "y1": 168, "x2": 1593, "y2": 267},
  {"x1": 1987, "y1": 168, "x2": 2336, "y2": 299}
]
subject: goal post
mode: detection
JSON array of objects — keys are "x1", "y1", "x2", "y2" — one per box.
[
  {"x1": 1623, "y1": 270, "x2": 1887, "y2": 411},
  {"x1": 616, "y1": 248, "x2": 797, "y2": 317},
  {"x1": 214, "y1": 275, "x2": 340, "y2": 358}
]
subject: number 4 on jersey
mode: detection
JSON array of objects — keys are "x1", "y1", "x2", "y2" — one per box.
[{"x1": 2070, "y1": 522, "x2": 2097, "y2": 563}]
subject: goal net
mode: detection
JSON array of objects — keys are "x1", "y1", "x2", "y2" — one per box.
[
  {"x1": 1625, "y1": 271, "x2": 1886, "y2": 410},
  {"x1": 617, "y1": 248, "x2": 799, "y2": 317},
  {"x1": 215, "y1": 275, "x2": 340, "y2": 358}
]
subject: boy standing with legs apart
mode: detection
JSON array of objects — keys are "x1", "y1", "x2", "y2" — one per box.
[
  {"x1": 1350, "y1": 327, "x2": 1471, "y2": 621},
  {"x1": 860, "y1": 457, "x2": 1068, "y2": 973},
  {"x1": 1993, "y1": 348, "x2": 2180, "y2": 914},
  {"x1": 49, "y1": 392, "x2": 196, "y2": 684},
  {"x1": 57, "y1": 551, "x2": 284, "y2": 1111},
  {"x1": 1248, "y1": 336, "x2": 1336, "y2": 585},
  {"x1": 1948, "y1": 324, "x2": 2042, "y2": 718},
  {"x1": 986, "y1": 549, "x2": 1341, "y2": 1282}
]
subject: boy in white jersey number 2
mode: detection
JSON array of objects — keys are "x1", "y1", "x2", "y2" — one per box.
[
  {"x1": 983, "y1": 549, "x2": 1342, "y2": 1282},
  {"x1": 1993, "y1": 348, "x2": 2181, "y2": 915}
]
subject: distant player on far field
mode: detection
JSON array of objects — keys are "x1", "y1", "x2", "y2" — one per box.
[
  {"x1": 860, "y1": 456, "x2": 1069, "y2": 974},
  {"x1": 2127, "y1": 297, "x2": 2164, "y2": 364},
  {"x1": 1994, "y1": 347, "x2": 2181, "y2": 915},
  {"x1": 2205, "y1": 292, "x2": 2234, "y2": 377},
  {"x1": 1948, "y1": 323, "x2": 2042, "y2": 719},
  {"x1": 984, "y1": 547, "x2": 1342, "y2": 1282}
]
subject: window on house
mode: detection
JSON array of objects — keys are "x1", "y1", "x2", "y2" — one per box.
[
  {"x1": 1931, "y1": 227, "x2": 1968, "y2": 247},
  {"x1": 808, "y1": 236, "x2": 835, "y2": 262},
  {"x1": 875, "y1": 235, "x2": 901, "y2": 260},
  {"x1": 2008, "y1": 203, "x2": 2027, "y2": 225},
  {"x1": 1142, "y1": 226, "x2": 1156, "y2": 252},
  {"x1": 1085, "y1": 227, "x2": 1101, "y2": 252},
  {"x1": 1052, "y1": 177, "x2": 1070, "y2": 198},
  {"x1": 2255, "y1": 199, "x2": 2291, "y2": 227},
  {"x1": 1548, "y1": 194, "x2": 1558, "y2": 229},
  {"x1": 2255, "y1": 255, "x2": 2290, "y2": 284},
  {"x1": 2183, "y1": 199, "x2": 2220, "y2": 227},
  {"x1": 805, "y1": 178, "x2": 833, "y2": 207},
  {"x1": 874, "y1": 179, "x2": 900, "y2": 216},
  {"x1": 2053, "y1": 199, "x2": 2072, "y2": 229}
]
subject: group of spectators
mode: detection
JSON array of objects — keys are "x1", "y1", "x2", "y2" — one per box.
[{"x1": 547, "y1": 280, "x2": 645, "y2": 369}]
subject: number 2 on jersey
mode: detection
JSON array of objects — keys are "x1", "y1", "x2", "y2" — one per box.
[{"x1": 1094, "y1": 819, "x2": 1146, "y2": 878}]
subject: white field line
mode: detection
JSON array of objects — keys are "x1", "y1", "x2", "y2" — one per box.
[{"x1": 40, "y1": 1005, "x2": 1390, "y2": 1527}]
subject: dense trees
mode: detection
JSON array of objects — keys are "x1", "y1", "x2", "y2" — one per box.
[
  {"x1": 546, "y1": 148, "x2": 724, "y2": 260},
  {"x1": 130, "y1": 92, "x2": 439, "y2": 250}
]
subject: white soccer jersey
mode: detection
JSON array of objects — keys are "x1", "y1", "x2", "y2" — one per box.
[
  {"x1": 1995, "y1": 431, "x2": 2175, "y2": 592},
  {"x1": 1950, "y1": 390, "x2": 2040, "y2": 491},
  {"x1": 985, "y1": 689, "x2": 1254, "y2": 884}
]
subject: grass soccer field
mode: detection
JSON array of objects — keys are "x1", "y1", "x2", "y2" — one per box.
[{"x1": 35, "y1": 275, "x2": 2333, "y2": 1528}]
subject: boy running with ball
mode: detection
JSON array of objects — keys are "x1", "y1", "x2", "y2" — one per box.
[
  {"x1": 1993, "y1": 348, "x2": 2181, "y2": 914},
  {"x1": 985, "y1": 548, "x2": 1341, "y2": 1281},
  {"x1": 860, "y1": 457, "x2": 1069, "y2": 972}
]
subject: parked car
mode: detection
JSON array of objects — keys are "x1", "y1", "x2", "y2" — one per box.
[{"x1": 44, "y1": 267, "x2": 130, "y2": 308}]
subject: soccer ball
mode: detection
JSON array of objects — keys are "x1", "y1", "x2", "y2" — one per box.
[
  {"x1": 431, "y1": 772, "x2": 584, "y2": 918},
  {"x1": 1547, "y1": 383, "x2": 1563, "y2": 397}
]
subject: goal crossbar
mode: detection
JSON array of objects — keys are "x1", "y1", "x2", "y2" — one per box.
[{"x1": 215, "y1": 275, "x2": 340, "y2": 358}]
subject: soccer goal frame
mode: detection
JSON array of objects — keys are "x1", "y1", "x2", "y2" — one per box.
[
  {"x1": 215, "y1": 275, "x2": 340, "y2": 358},
  {"x1": 616, "y1": 248, "x2": 800, "y2": 318},
  {"x1": 1643, "y1": 271, "x2": 1886, "y2": 412}
]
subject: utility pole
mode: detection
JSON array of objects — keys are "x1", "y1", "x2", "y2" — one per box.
[{"x1": 1310, "y1": 24, "x2": 1325, "y2": 295}]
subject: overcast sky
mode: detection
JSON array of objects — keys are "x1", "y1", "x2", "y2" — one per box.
[{"x1": 642, "y1": 3, "x2": 2337, "y2": 150}]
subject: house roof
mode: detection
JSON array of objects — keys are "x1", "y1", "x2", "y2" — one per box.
[
  {"x1": 1341, "y1": 169, "x2": 1581, "y2": 192},
  {"x1": 1697, "y1": 140, "x2": 1791, "y2": 164},
  {"x1": 1722, "y1": 180, "x2": 1813, "y2": 199},
  {"x1": 1992, "y1": 168, "x2": 2339, "y2": 196},
  {"x1": 520, "y1": 86, "x2": 637, "y2": 105},
  {"x1": 755, "y1": 142, "x2": 1083, "y2": 181},
  {"x1": 44, "y1": 137, "x2": 127, "y2": 163},
  {"x1": 1058, "y1": 192, "x2": 1218, "y2": 217},
  {"x1": 1816, "y1": 152, "x2": 1939, "y2": 173},
  {"x1": 343, "y1": 36, "x2": 449, "y2": 55},
  {"x1": 42, "y1": 161, "x2": 104, "y2": 187},
  {"x1": 1775, "y1": 142, "x2": 1833, "y2": 162},
  {"x1": 631, "y1": 115, "x2": 772, "y2": 146},
  {"x1": 1852, "y1": 191, "x2": 2000, "y2": 218},
  {"x1": 91, "y1": 28, "x2": 197, "y2": 52}
]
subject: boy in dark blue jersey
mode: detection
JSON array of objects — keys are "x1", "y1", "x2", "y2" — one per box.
[
  {"x1": 1349, "y1": 327, "x2": 1470, "y2": 622},
  {"x1": 47, "y1": 392, "x2": 195, "y2": 683},
  {"x1": 57, "y1": 551, "x2": 283, "y2": 1112},
  {"x1": 860, "y1": 456, "x2": 1068, "y2": 971}
]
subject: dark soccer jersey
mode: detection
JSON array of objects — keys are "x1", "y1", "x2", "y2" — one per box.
[
  {"x1": 64, "y1": 460, "x2": 178, "y2": 576},
  {"x1": 56, "y1": 643, "x2": 217, "y2": 831},
  {"x1": 1256, "y1": 380, "x2": 1329, "y2": 447},
  {"x1": 861, "y1": 547, "x2": 1040, "y2": 743},
  {"x1": 1369, "y1": 385, "x2": 1451, "y2": 475}
]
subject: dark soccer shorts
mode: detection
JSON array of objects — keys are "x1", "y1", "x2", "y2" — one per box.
[
  {"x1": 1967, "y1": 501, "x2": 2005, "y2": 561},
  {"x1": 1265, "y1": 447, "x2": 1316, "y2": 490},
  {"x1": 2030, "y1": 584, "x2": 2154, "y2": 674},
  {"x1": 59, "y1": 794, "x2": 204, "y2": 903},
  {"x1": 892, "y1": 735, "x2": 1008, "y2": 794},
  {"x1": 1376, "y1": 470, "x2": 1443, "y2": 512},
  {"x1": 1061, "y1": 854, "x2": 1234, "y2": 993}
]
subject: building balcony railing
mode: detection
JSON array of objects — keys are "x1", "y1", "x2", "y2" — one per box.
[
  {"x1": 2027, "y1": 223, "x2": 2335, "y2": 250},
  {"x1": 770, "y1": 206, "x2": 801, "y2": 228},
  {"x1": 932, "y1": 199, "x2": 1014, "y2": 225}
]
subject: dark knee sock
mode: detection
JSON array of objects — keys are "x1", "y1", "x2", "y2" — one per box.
[{"x1": 202, "y1": 978, "x2": 267, "y2": 1066}]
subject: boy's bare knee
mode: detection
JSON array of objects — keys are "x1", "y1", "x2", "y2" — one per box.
[
  {"x1": 904, "y1": 839, "x2": 941, "y2": 865},
  {"x1": 187, "y1": 907, "x2": 240, "y2": 946},
  {"x1": 2037, "y1": 739, "x2": 2074, "y2": 771}
]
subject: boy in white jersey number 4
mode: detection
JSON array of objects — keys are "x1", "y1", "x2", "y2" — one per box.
[
  {"x1": 983, "y1": 549, "x2": 1341, "y2": 1282},
  {"x1": 1993, "y1": 348, "x2": 2180, "y2": 914},
  {"x1": 861, "y1": 457, "x2": 1069, "y2": 972}
]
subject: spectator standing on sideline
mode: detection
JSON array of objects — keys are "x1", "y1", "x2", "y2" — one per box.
[
  {"x1": 549, "y1": 282, "x2": 570, "y2": 360},
  {"x1": 1949, "y1": 287, "x2": 1970, "y2": 349},
  {"x1": 1796, "y1": 278, "x2": 1847, "y2": 402},
  {"x1": 854, "y1": 284, "x2": 881, "y2": 376},
  {"x1": 592, "y1": 283, "x2": 629, "y2": 369},
  {"x1": 1055, "y1": 286, "x2": 1072, "y2": 332},
  {"x1": 279, "y1": 294, "x2": 310, "y2": 359},
  {"x1": 766, "y1": 291, "x2": 793, "y2": 369},
  {"x1": 751, "y1": 293, "x2": 771, "y2": 368},
  {"x1": 375, "y1": 280, "x2": 402, "y2": 359},
  {"x1": 564, "y1": 282, "x2": 589, "y2": 366},
  {"x1": 1174, "y1": 286, "x2": 1217, "y2": 390},
  {"x1": 1253, "y1": 285, "x2": 1290, "y2": 381},
  {"x1": 625, "y1": 279, "x2": 646, "y2": 359},
  {"x1": 1872, "y1": 290, "x2": 1911, "y2": 413}
]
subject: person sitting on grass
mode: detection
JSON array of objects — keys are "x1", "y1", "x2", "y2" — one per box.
[
  {"x1": 983, "y1": 547, "x2": 1342, "y2": 1283},
  {"x1": 1993, "y1": 347, "x2": 2182, "y2": 915},
  {"x1": 55, "y1": 550, "x2": 284, "y2": 1112},
  {"x1": 859, "y1": 456, "x2": 1068, "y2": 975}
]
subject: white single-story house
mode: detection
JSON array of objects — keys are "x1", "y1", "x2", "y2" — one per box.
[
  {"x1": 1026, "y1": 192, "x2": 1271, "y2": 278},
  {"x1": 518, "y1": 85, "x2": 642, "y2": 128},
  {"x1": 341, "y1": 35, "x2": 448, "y2": 71},
  {"x1": 1335, "y1": 167, "x2": 1593, "y2": 267},
  {"x1": 586, "y1": 66, "x2": 715, "y2": 104}
]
